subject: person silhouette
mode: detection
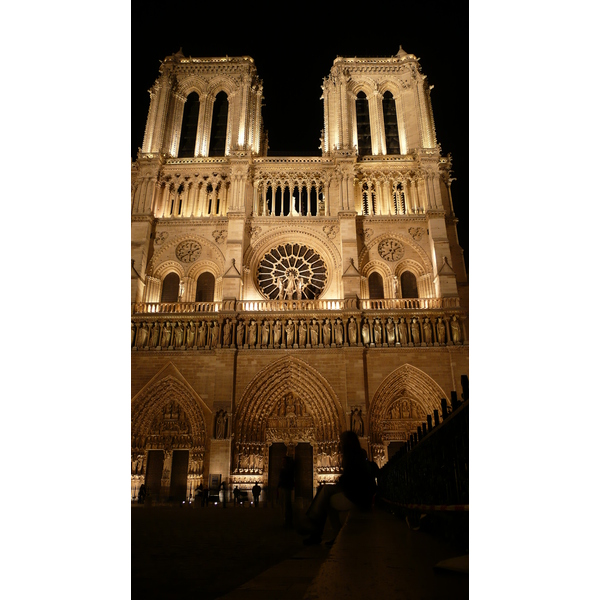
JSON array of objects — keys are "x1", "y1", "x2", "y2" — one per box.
[
  {"x1": 252, "y1": 481, "x2": 261, "y2": 507},
  {"x1": 299, "y1": 430, "x2": 377, "y2": 545}
]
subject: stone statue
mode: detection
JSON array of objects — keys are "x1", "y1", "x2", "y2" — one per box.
[
  {"x1": 398, "y1": 317, "x2": 408, "y2": 345},
  {"x1": 348, "y1": 317, "x2": 357, "y2": 345},
  {"x1": 186, "y1": 321, "x2": 195, "y2": 347},
  {"x1": 351, "y1": 408, "x2": 364, "y2": 436},
  {"x1": 198, "y1": 321, "x2": 207, "y2": 347},
  {"x1": 298, "y1": 320, "x2": 307, "y2": 346},
  {"x1": 216, "y1": 411, "x2": 226, "y2": 439},
  {"x1": 361, "y1": 319, "x2": 370, "y2": 345},
  {"x1": 386, "y1": 318, "x2": 395, "y2": 345},
  {"x1": 309, "y1": 319, "x2": 319, "y2": 346},
  {"x1": 223, "y1": 319, "x2": 232, "y2": 346},
  {"x1": 334, "y1": 319, "x2": 343, "y2": 345},
  {"x1": 276, "y1": 277, "x2": 284, "y2": 300},
  {"x1": 436, "y1": 317, "x2": 446, "y2": 344},
  {"x1": 210, "y1": 321, "x2": 219, "y2": 348},
  {"x1": 178, "y1": 282, "x2": 185, "y2": 299},
  {"x1": 285, "y1": 320, "x2": 295, "y2": 346},
  {"x1": 296, "y1": 277, "x2": 304, "y2": 300},
  {"x1": 273, "y1": 320, "x2": 282, "y2": 346},
  {"x1": 161, "y1": 322, "x2": 172, "y2": 347},
  {"x1": 285, "y1": 274, "x2": 295, "y2": 299},
  {"x1": 136, "y1": 322, "x2": 149, "y2": 347},
  {"x1": 451, "y1": 315, "x2": 461, "y2": 344},
  {"x1": 150, "y1": 322, "x2": 160, "y2": 348},
  {"x1": 174, "y1": 321, "x2": 184, "y2": 347},
  {"x1": 236, "y1": 321, "x2": 244, "y2": 346},
  {"x1": 262, "y1": 320, "x2": 270, "y2": 346},
  {"x1": 248, "y1": 320, "x2": 257, "y2": 346},
  {"x1": 423, "y1": 317, "x2": 433, "y2": 345},
  {"x1": 410, "y1": 318, "x2": 420, "y2": 345},
  {"x1": 393, "y1": 275, "x2": 399, "y2": 298},
  {"x1": 373, "y1": 319, "x2": 382, "y2": 345},
  {"x1": 323, "y1": 319, "x2": 331, "y2": 345},
  {"x1": 131, "y1": 322, "x2": 135, "y2": 347}
]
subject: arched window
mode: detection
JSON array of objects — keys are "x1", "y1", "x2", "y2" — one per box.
[
  {"x1": 393, "y1": 183, "x2": 406, "y2": 215},
  {"x1": 209, "y1": 91, "x2": 228, "y2": 156},
  {"x1": 161, "y1": 272, "x2": 180, "y2": 302},
  {"x1": 195, "y1": 272, "x2": 215, "y2": 302},
  {"x1": 178, "y1": 92, "x2": 200, "y2": 158},
  {"x1": 368, "y1": 272, "x2": 384, "y2": 299},
  {"x1": 382, "y1": 91, "x2": 400, "y2": 154},
  {"x1": 400, "y1": 271, "x2": 419, "y2": 298},
  {"x1": 356, "y1": 91, "x2": 372, "y2": 156}
]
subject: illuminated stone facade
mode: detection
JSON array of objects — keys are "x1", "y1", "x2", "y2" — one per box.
[{"x1": 131, "y1": 47, "x2": 468, "y2": 502}]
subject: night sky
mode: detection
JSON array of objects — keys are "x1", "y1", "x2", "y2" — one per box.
[{"x1": 131, "y1": 5, "x2": 469, "y2": 271}]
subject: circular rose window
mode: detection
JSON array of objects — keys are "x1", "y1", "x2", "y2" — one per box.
[{"x1": 257, "y1": 244, "x2": 328, "y2": 300}]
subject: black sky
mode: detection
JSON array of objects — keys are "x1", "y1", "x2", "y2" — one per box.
[{"x1": 131, "y1": 4, "x2": 469, "y2": 271}]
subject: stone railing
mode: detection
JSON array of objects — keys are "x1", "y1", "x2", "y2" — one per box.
[
  {"x1": 132, "y1": 303, "x2": 468, "y2": 350},
  {"x1": 132, "y1": 297, "x2": 461, "y2": 315}
]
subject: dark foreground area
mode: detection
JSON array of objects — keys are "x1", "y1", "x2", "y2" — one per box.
[{"x1": 131, "y1": 504, "x2": 315, "y2": 600}]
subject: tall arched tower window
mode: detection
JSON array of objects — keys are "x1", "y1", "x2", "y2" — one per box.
[
  {"x1": 161, "y1": 273, "x2": 180, "y2": 302},
  {"x1": 400, "y1": 271, "x2": 418, "y2": 298},
  {"x1": 178, "y1": 92, "x2": 200, "y2": 158},
  {"x1": 383, "y1": 91, "x2": 400, "y2": 155},
  {"x1": 209, "y1": 91, "x2": 228, "y2": 156},
  {"x1": 368, "y1": 273, "x2": 384, "y2": 299},
  {"x1": 356, "y1": 92, "x2": 371, "y2": 156},
  {"x1": 195, "y1": 272, "x2": 215, "y2": 302}
]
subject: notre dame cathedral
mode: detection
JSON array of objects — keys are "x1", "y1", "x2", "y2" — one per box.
[{"x1": 131, "y1": 46, "x2": 468, "y2": 502}]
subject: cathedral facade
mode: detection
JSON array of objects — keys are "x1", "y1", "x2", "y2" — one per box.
[{"x1": 131, "y1": 47, "x2": 468, "y2": 502}]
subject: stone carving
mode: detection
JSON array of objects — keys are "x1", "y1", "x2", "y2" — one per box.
[
  {"x1": 410, "y1": 318, "x2": 420, "y2": 345},
  {"x1": 436, "y1": 317, "x2": 446, "y2": 345},
  {"x1": 186, "y1": 321, "x2": 195, "y2": 347},
  {"x1": 236, "y1": 320, "x2": 245, "y2": 346},
  {"x1": 398, "y1": 318, "x2": 408, "y2": 345},
  {"x1": 323, "y1": 224, "x2": 339, "y2": 239},
  {"x1": 334, "y1": 319, "x2": 344, "y2": 345},
  {"x1": 285, "y1": 319, "x2": 295, "y2": 346},
  {"x1": 161, "y1": 322, "x2": 172, "y2": 347},
  {"x1": 136, "y1": 322, "x2": 149, "y2": 347},
  {"x1": 248, "y1": 320, "x2": 257, "y2": 346},
  {"x1": 155, "y1": 231, "x2": 169, "y2": 245},
  {"x1": 248, "y1": 225, "x2": 262, "y2": 239},
  {"x1": 223, "y1": 319, "x2": 232, "y2": 346},
  {"x1": 322, "y1": 319, "x2": 331, "y2": 346},
  {"x1": 373, "y1": 319, "x2": 382, "y2": 345},
  {"x1": 176, "y1": 240, "x2": 202, "y2": 262},
  {"x1": 150, "y1": 322, "x2": 160, "y2": 348},
  {"x1": 173, "y1": 321, "x2": 184, "y2": 347},
  {"x1": 198, "y1": 321, "x2": 207, "y2": 347},
  {"x1": 215, "y1": 409, "x2": 228, "y2": 439},
  {"x1": 309, "y1": 319, "x2": 319, "y2": 346},
  {"x1": 408, "y1": 227, "x2": 426, "y2": 241},
  {"x1": 351, "y1": 408, "x2": 364, "y2": 436},
  {"x1": 298, "y1": 320, "x2": 307, "y2": 346},
  {"x1": 348, "y1": 317, "x2": 357, "y2": 345},
  {"x1": 423, "y1": 317, "x2": 433, "y2": 345},
  {"x1": 261, "y1": 320, "x2": 270, "y2": 346},
  {"x1": 378, "y1": 238, "x2": 404, "y2": 262},
  {"x1": 273, "y1": 320, "x2": 282, "y2": 346},
  {"x1": 393, "y1": 275, "x2": 399, "y2": 298},
  {"x1": 451, "y1": 315, "x2": 462, "y2": 344},
  {"x1": 212, "y1": 230, "x2": 227, "y2": 244},
  {"x1": 386, "y1": 318, "x2": 395, "y2": 345},
  {"x1": 361, "y1": 319, "x2": 370, "y2": 345},
  {"x1": 210, "y1": 321, "x2": 220, "y2": 348}
]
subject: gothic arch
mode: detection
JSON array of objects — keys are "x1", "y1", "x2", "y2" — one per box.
[
  {"x1": 360, "y1": 259, "x2": 392, "y2": 298},
  {"x1": 131, "y1": 365, "x2": 210, "y2": 450},
  {"x1": 358, "y1": 231, "x2": 433, "y2": 274},
  {"x1": 368, "y1": 364, "x2": 449, "y2": 444},
  {"x1": 153, "y1": 260, "x2": 185, "y2": 281},
  {"x1": 233, "y1": 356, "x2": 345, "y2": 444},
  {"x1": 177, "y1": 76, "x2": 209, "y2": 97}
]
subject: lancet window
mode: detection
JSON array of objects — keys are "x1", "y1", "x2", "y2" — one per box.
[
  {"x1": 368, "y1": 272, "x2": 384, "y2": 299},
  {"x1": 195, "y1": 272, "x2": 215, "y2": 302},
  {"x1": 362, "y1": 181, "x2": 377, "y2": 215},
  {"x1": 259, "y1": 181, "x2": 321, "y2": 216},
  {"x1": 356, "y1": 91, "x2": 372, "y2": 156},
  {"x1": 400, "y1": 271, "x2": 419, "y2": 298},
  {"x1": 392, "y1": 182, "x2": 407, "y2": 215},
  {"x1": 383, "y1": 91, "x2": 400, "y2": 155},
  {"x1": 161, "y1": 272, "x2": 180, "y2": 302},
  {"x1": 178, "y1": 92, "x2": 200, "y2": 158},
  {"x1": 209, "y1": 91, "x2": 228, "y2": 156}
]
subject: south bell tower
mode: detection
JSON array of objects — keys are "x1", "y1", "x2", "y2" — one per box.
[{"x1": 131, "y1": 46, "x2": 467, "y2": 503}]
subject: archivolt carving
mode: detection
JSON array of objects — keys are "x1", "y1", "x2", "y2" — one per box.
[
  {"x1": 131, "y1": 374, "x2": 208, "y2": 450},
  {"x1": 153, "y1": 260, "x2": 185, "y2": 280},
  {"x1": 176, "y1": 76, "x2": 209, "y2": 97},
  {"x1": 233, "y1": 356, "x2": 344, "y2": 444},
  {"x1": 359, "y1": 232, "x2": 432, "y2": 274},
  {"x1": 368, "y1": 364, "x2": 449, "y2": 444},
  {"x1": 187, "y1": 260, "x2": 222, "y2": 281},
  {"x1": 395, "y1": 259, "x2": 427, "y2": 279}
]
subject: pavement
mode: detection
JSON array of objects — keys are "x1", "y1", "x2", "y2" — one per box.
[{"x1": 132, "y1": 501, "x2": 468, "y2": 600}]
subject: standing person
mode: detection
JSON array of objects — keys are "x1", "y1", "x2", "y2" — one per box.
[
  {"x1": 252, "y1": 481, "x2": 261, "y2": 507},
  {"x1": 278, "y1": 456, "x2": 295, "y2": 528},
  {"x1": 299, "y1": 431, "x2": 377, "y2": 545},
  {"x1": 233, "y1": 486, "x2": 240, "y2": 506},
  {"x1": 137, "y1": 484, "x2": 146, "y2": 504}
]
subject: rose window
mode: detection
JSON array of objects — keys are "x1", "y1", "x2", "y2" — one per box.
[{"x1": 257, "y1": 244, "x2": 328, "y2": 300}]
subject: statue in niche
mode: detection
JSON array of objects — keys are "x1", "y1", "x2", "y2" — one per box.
[
  {"x1": 285, "y1": 393, "x2": 296, "y2": 417},
  {"x1": 174, "y1": 322, "x2": 184, "y2": 347},
  {"x1": 295, "y1": 396, "x2": 305, "y2": 416},
  {"x1": 323, "y1": 319, "x2": 331, "y2": 345},
  {"x1": 391, "y1": 404, "x2": 400, "y2": 419},
  {"x1": 137, "y1": 322, "x2": 149, "y2": 347},
  {"x1": 161, "y1": 322, "x2": 172, "y2": 347},
  {"x1": 276, "y1": 277, "x2": 284, "y2": 300},
  {"x1": 248, "y1": 320, "x2": 257, "y2": 346},
  {"x1": 236, "y1": 320, "x2": 245, "y2": 346},
  {"x1": 410, "y1": 318, "x2": 420, "y2": 345},
  {"x1": 310, "y1": 319, "x2": 319, "y2": 346},
  {"x1": 373, "y1": 319, "x2": 382, "y2": 345},
  {"x1": 178, "y1": 282, "x2": 185, "y2": 300},
  {"x1": 215, "y1": 410, "x2": 227, "y2": 439},
  {"x1": 398, "y1": 317, "x2": 408, "y2": 345},
  {"x1": 296, "y1": 277, "x2": 304, "y2": 300},
  {"x1": 262, "y1": 320, "x2": 270, "y2": 346},
  {"x1": 386, "y1": 318, "x2": 395, "y2": 345},
  {"x1": 402, "y1": 400, "x2": 411, "y2": 419},
  {"x1": 361, "y1": 319, "x2": 370, "y2": 345},
  {"x1": 273, "y1": 320, "x2": 282, "y2": 346},
  {"x1": 351, "y1": 408, "x2": 364, "y2": 436},
  {"x1": 423, "y1": 318, "x2": 433, "y2": 345},
  {"x1": 348, "y1": 317, "x2": 357, "y2": 345},
  {"x1": 131, "y1": 323, "x2": 135, "y2": 347},
  {"x1": 298, "y1": 320, "x2": 307, "y2": 346},
  {"x1": 198, "y1": 321, "x2": 207, "y2": 347},
  {"x1": 223, "y1": 319, "x2": 232, "y2": 346},
  {"x1": 393, "y1": 275, "x2": 399, "y2": 298},
  {"x1": 285, "y1": 320, "x2": 295, "y2": 346},
  {"x1": 186, "y1": 321, "x2": 195, "y2": 347},
  {"x1": 149, "y1": 322, "x2": 160, "y2": 347},
  {"x1": 451, "y1": 315, "x2": 462, "y2": 344},
  {"x1": 334, "y1": 319, "x2": 344, "y2": 345},
  {"x1": 436, "y1": 317, "x2": 446, "y2": 344},
  {"x1": 210, "y1": 321, "x2": 219, "y2": 348}
]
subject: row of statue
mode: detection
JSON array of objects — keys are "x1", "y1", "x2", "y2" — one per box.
[{"x1": 132, "y1": 314, "x2": 464, "y2": 349}]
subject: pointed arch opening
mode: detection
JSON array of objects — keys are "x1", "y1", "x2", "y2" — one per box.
[
  {"x1": 209, "y1": 91, "x2": 228, "y2": 156},
  {"x1": 383, "y1": 91, "x2": 400, "y2": 155},
  {"x1": 178, "y1": 92, "x2": 200, "y2": 158},
  {"x1": 356, "y1": 91, "x2": 372, "y2": 156}
]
